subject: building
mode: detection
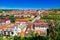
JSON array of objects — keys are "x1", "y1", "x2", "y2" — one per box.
[
  {"x1": 0, "y1": 23, "x2": 14, "y2": 36},
  {"x1": 25, "y1": 23, "x2": 33, "y2": 35},
  {"x1": 33, "y1": 19, "x2": 48, "y2": 35},
  {"x1": 0, "y1": 18, "x2": 10, "y2": 25}
]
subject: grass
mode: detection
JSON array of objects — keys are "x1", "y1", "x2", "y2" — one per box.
[
  {"x1": 27, "y1": 17, "x2": 34, "y2": 21},
  {"x1": 41, "y1": 14, "x2": 60, "y2": 21}
]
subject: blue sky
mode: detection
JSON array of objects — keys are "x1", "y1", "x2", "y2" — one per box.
[{"x1": 0, "y1": 0, "x2": 60, "y2": 9}]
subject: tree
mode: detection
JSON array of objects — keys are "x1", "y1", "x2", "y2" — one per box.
[
  {"x1": 0, "y1": 10, "x2": 3, "y2": 13},
  {"x1": 10, "y1": 18, "x2": 15, "y2": 23},
  {"x1": 13, "y1": 36, "x2": 21, "y2": 40}
]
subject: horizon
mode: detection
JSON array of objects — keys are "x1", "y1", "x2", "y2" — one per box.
[{"x1": 0, "y1": 7, "x2": 60, "y2": 10}]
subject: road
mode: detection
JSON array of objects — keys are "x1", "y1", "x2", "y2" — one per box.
[{"x1": 31, "y1": 16, "x2": 40, "y2": 23}]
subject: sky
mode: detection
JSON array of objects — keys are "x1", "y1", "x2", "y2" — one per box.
[{"x1": 0, "y1": 0, "x2": 60, "y2": 9}]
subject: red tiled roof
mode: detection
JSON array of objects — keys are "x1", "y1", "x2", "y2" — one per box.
[
  {"x1": 23, "y1": 10, "x2": 29, "y2": 14},
  {"x1": 0, "y1": 20, "x2": 5, "y2": 22},
  {"x1": 4, "y1": 18, "x2": 9, "y2": 21},
  {"x1": 30, "y1": 10, "x2": 36, "y2": 13},
  {"x1": 34, "y1": 20, "x2": 46, "y2": 23},
  {"x1": 27, "y1": 23, "x2": 33, "y2": 28},
  {"x1": 10, "y1": 11, "x2": 21, "y2": 15},
  {"x1": 34, "y1": 19, "x2": 40, "y2": 23},
  {"x1": 33, "y1": 23, "x2": 46, "y2": 27},
  {"x1": 25, "y1": 23, "x2": 33, "y2": 31},
  {"x1": 0, "y1": 18, "x2": 9, "y2": 22}
]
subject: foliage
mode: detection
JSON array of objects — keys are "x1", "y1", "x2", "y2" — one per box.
[{"x1": 10, "y1": 18, "x2": 15, "y2": 23}]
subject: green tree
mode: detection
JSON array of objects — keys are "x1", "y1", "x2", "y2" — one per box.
[{"x1": 10, "y1": 18, "x2": 15, "y2": 23}]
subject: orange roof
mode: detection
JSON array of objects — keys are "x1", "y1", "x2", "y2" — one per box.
[
  {"x1": 16, "y1": 18, "x2": 29, "y2": 22},
  {"x1": 16, "y1": 18, "x2": 28, "y2": 20},
  {"x1": 7, "y1": 25, "x2": 14, "y2": 28},
  {"x1": 0, "y1": 24, "x2": 14, "y2": 29}
]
